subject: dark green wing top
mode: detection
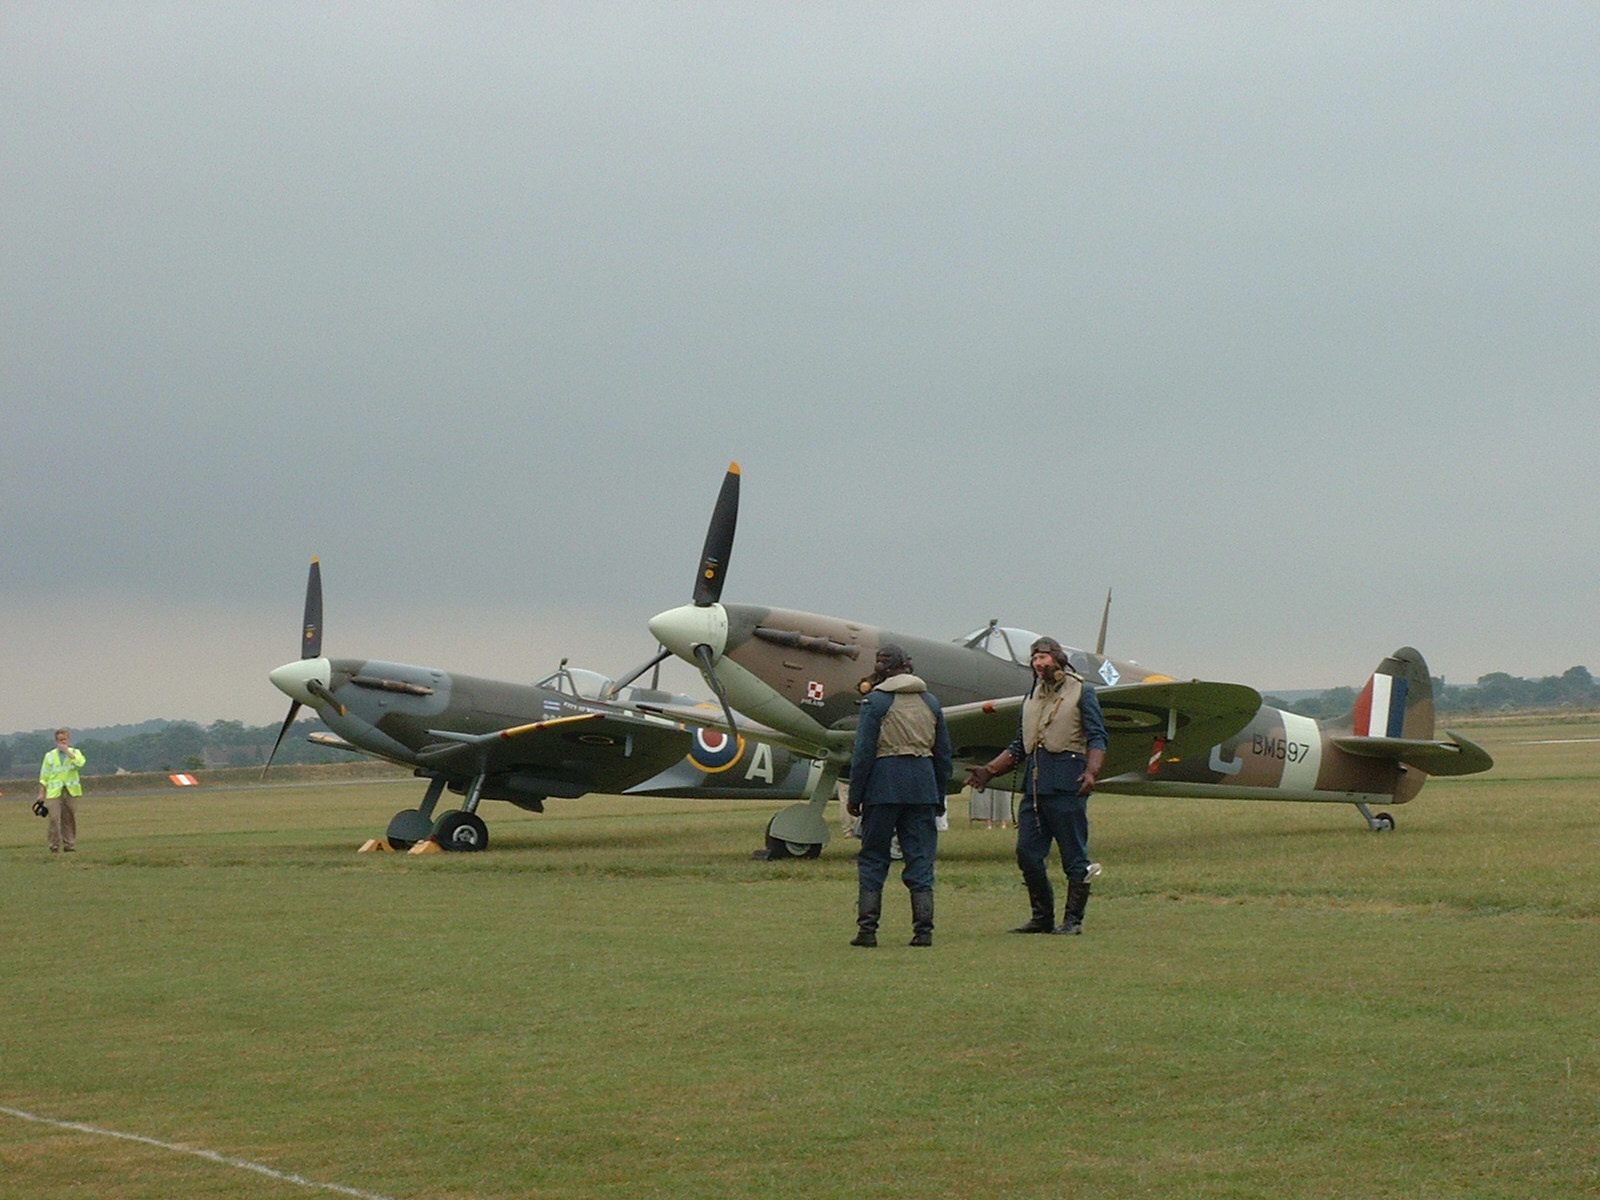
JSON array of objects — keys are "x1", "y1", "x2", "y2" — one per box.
[{"x1": 944, "y1": 680, "x2": 1262, "y2": 777}]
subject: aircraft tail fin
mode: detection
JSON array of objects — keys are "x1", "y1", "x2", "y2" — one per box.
[
  {"x1": 1328, "y1": 647, "x2": 1494, "y2": 785},
  {"x1": 1337, "y1": 647, "x2": 1435, "y2": 740}
]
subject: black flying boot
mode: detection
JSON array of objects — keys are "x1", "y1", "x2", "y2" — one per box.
[
  {"x1": 909, "y1": 889, "x2": 934, "y2": 947},
  {"x1": 1055, "y1": 880, "x2": 1092, "y2": 935},
  {"x1": 1010, "y1": 877, "x2": 1055, "y2": 933},
  {"x1": 851, "y1": 888, "x2": 882, "y2": 947}
]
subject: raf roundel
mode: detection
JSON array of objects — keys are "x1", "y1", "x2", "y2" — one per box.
[{"x1": 688, "y1": 727, "x2": 747, "y2": 773}]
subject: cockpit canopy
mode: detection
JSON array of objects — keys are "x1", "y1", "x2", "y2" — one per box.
[
  {"x1": 536, "y1": 666, "x2": 615, "y2": 700},
  {"x1": 536, "y1": 664, "x2": 696, "y2": 707},
  {"x1": 958, "y1": 624, "x2": 1085, "y2": 667}
]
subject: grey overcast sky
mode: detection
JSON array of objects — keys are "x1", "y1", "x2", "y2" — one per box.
[{"x1": 3, "y1": 4, "x2": 1596, "y2": 734}]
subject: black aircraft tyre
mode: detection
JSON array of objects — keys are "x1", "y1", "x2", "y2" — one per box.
[
  {"x1": 386, "y1": 807, "x2": 435, "y2": 851},
  {"x1": 1374, "y1": 812, "x2": 1396, "y2": 832},
  {"x1": 764, "y1": 832, "x2": 822, "y2": 860},
  {"x1": 434, "y1": 810, "x2": 490, "y2": 852}
]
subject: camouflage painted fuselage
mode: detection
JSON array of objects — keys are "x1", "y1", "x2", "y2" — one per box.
[
  {"x1": 719, "y1": 606, "x2": 1444, "y2": 805},
  {"x1": 304, "y1": 656, "x2": 811, "y2": 809}
]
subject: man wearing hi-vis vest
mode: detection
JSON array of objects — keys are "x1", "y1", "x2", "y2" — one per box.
[
  {"x1": 38, "y1": 728, "x2": 86, "y2": 853},
  {"x1": 967, "y1": 637, "x2": 1109, "y2": 935}
]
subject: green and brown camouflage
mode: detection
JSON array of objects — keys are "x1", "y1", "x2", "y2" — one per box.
[
  {"x1": 675, "y1": 604, "x2": 1491, "y2": 839},
  {"x1": 647, "y1": 464, "x2": 1495, "y2": 855}
]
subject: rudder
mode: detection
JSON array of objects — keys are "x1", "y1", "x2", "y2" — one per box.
[
  {"x1": 1344, "y1": 647, "x2": 1435, "y2": 741},
  {"x1": 1329, "y1": 648, "x2": 1492, "y2": 799}
]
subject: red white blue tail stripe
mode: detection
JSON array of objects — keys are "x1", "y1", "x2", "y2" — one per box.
[{"x1": 1353, "y1": 671, "x2": 1408, "y2": 737}]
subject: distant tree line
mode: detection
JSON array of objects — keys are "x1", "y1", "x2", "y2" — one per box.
[
  {"x1": 1, "y1": 666, "x2": 1594, "y2": 776},
  {"x1": 1264, "y1": 666, "x2": 1597, "y2": 721},
  {"x1": 0, "y1": 718, "x2": 348, "y2": 777}
]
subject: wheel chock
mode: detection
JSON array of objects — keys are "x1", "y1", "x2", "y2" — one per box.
[
  {"x1": 408, "y1": 839, "x2": 444, "y2": 855},
  {"x1": 358, "y1": 838, "x2": 395, "y2": 853}
]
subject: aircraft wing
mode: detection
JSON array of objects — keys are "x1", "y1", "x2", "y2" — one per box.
[
  {"x1": 943, "y1": 680, "x2": 1262, "y2": 777},
  {"x1": 633, "y1": 701, "x2": 842, "y2": 758},
  {"x1": 303, "y1": 728, "x2": 422, "y2": 769},
  {"x1": 413, "y1": 711, "x2": 690, "y2": 785},
  {"x1": 1331, "y1": 729, "x2": 1494, "y2": 776}
]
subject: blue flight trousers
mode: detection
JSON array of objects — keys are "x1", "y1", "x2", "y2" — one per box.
[
  {"x1": 1016, "y1": 789, "x2": 1091, "y2": 888},
  {"x1": 857, "y1": 804, "x2": 938, "y2": 892}
]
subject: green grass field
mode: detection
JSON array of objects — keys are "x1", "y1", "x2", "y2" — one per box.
[{"x1": 2, "y1": 719, "x2": 1596, "y2": 1199}]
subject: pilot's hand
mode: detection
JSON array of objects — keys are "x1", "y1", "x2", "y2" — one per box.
[
  {"x1": 1078, "y1": 771, "x2": 1098, "y2": 796},
  {"x1": 965, "y1": 767, "x2": 992, "y2": 791}
]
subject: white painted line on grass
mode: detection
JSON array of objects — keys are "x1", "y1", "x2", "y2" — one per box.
[
  {"x1": 0, "y1": 1105, "x2": 401, "y2": 1200},
  {"x1": 1515, "y1": 737, "x2": 1600, "y2": 745}
]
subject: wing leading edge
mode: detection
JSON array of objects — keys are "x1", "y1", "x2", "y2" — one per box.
[{"x1": 943, "y1": 679, "x2": 1262, "y2": 776}]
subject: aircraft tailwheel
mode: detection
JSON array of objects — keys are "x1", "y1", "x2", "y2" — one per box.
[
  {"x1": 1374, "y1": 812, "x2": 1396, "y2": 832},
  {"x1": 433, "y1": 810, "x2": 490, "y2": 852},
  {"x1": 387, "y1": 807, "x2": 434, "y2": 851}
]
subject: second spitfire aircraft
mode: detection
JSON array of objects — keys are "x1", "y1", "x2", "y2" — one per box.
[
  {"x1": 624, "y1": 464, "x2": 1495, "y2": 859},
  {"x1": 266, "y1": 560, "x2": 813, "y2": 851}
]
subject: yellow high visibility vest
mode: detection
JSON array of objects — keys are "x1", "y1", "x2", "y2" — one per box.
[{"x1": 39, "y1": 747, "x2": 86, "y2": 798}]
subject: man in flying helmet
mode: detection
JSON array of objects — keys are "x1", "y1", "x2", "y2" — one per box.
[
  {"x1": 846, "y1": 643, "x2": 953, "y2": 948},
  {"x1": 967, "y1": 636, "x2": 1107, "y2": 935}
]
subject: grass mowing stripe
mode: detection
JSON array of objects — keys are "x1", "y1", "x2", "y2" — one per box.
[{"x1": 0, "y1": 1106, "x2": 400, "y2": 1200}]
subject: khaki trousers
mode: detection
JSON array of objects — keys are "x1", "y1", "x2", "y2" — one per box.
[{"x1": 48, "y1": 792, "x2": 78, "y2": 851}]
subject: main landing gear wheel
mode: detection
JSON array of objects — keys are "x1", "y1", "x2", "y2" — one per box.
[
  {"x1": 762, "y1": 833, "x2": 822, "y2": 860},
  {"x1": 433, "y1": 810, "x2": 490, "y2": 852},
  {"x1": 386, "y1": 807, "x2": 435, "y2": 851},
  {"x1": 757, "y1": 816, "x2": 821, "y2": 860}
]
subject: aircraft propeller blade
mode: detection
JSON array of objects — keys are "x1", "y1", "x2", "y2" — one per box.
[
  {"x1": 692, "y1": 462, "x2": 740, "y2": 606},
  {"x1": 266, "y1": 556, "x2": 328, "y2": 777},
  {"x1": 608, "y1": 646, "x2": 673, "y2": 697},
  {"x1": 263, "y1": 700, "x2": 302, "y2": 777},
  {"x1": 301, "y1": 557, "x2": 323, "y2": 659},
  {"x1": 694, "y1": 642, "x2": 741, "y2": 735}
]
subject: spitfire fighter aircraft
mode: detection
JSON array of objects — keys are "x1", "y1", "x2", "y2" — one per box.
[
  {"x1": 627, "y1": 464, "x2": 1494, "y2": 859},
  {"x1": 266, "y1": 560, "x2": 813, "y2": 851}
]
